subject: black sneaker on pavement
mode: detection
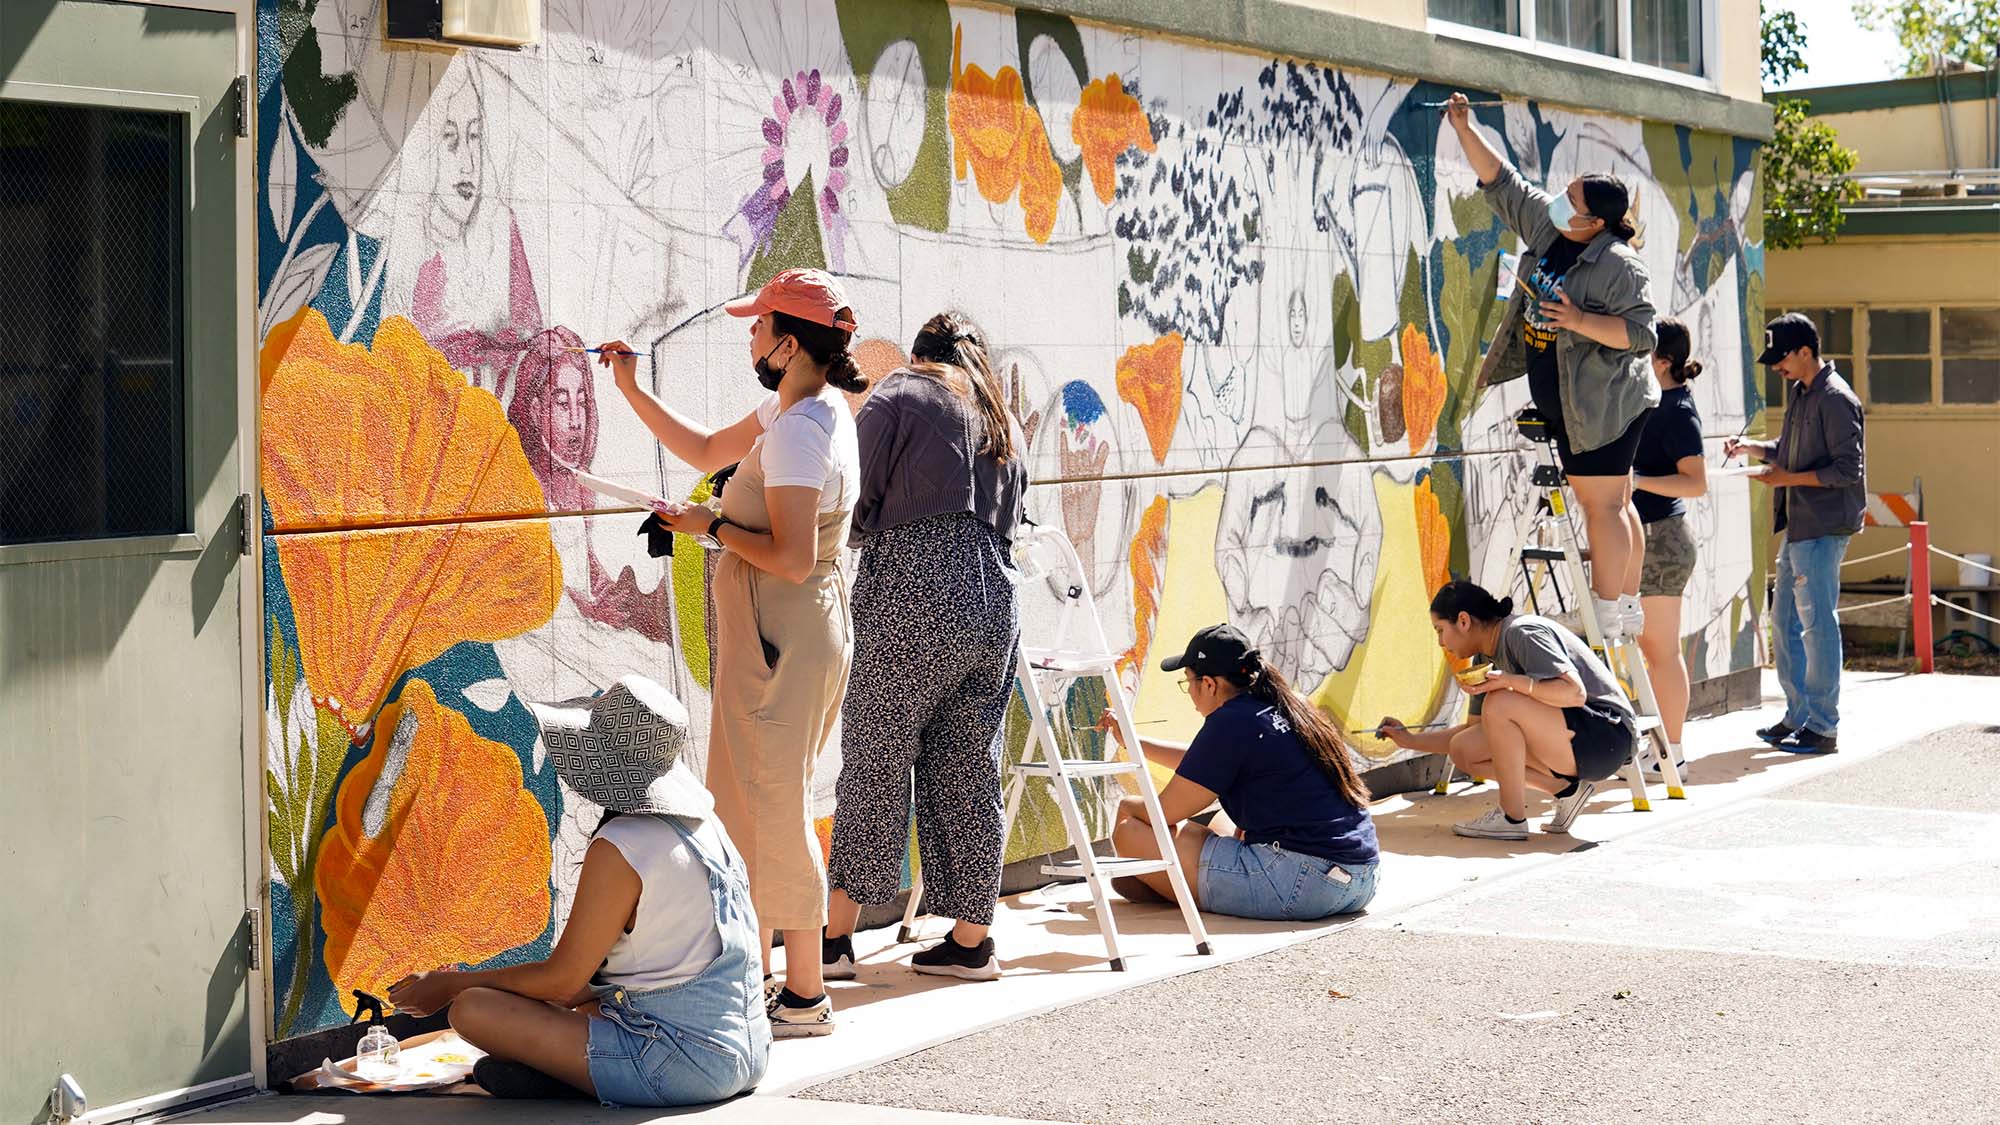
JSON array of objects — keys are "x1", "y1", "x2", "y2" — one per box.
[
  {"x1": 822, "y1": 931, "x2": 857, "y2": 981},
  {"x1": 473, "y1": 1057, "x2": 591, "y2": 1100},
  {"x1": 1756, "y1": 721, "x2": 1797, "y2": 746},
  {"x1": 910, "y1": 935, "x2": 1000, "y2": 981},
  {"x1": 1776, "y1": 728, "x2": 1838, "y2": 754}
]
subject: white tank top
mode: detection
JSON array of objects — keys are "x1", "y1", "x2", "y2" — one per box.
[{"x1": 592, "y1": 816, "x2": 725, "y2": 992}]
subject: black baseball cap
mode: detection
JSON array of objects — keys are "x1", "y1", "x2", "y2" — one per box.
[
  {"x1": 1757, "y1": 313, "x2": 1820, "y2": 366},
  {"x1": 1159, "y1": 623, "x2": 1257, "y2": 677}
]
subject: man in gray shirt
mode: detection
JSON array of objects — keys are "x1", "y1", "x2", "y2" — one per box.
[{"x1": 1727, "y1": 313, "x2": 1866, "y2": 754}]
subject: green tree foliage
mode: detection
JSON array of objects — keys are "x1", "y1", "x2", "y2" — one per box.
[
  {"x1": 1761, "y1": 6, "x2": 1865, "y2": 250},
  {"x1": 1854, "y1": 0, "x2": 1999, "y2": 73}
]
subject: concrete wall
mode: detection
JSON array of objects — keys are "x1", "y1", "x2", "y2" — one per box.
[{"x1": 254, "y1": 0, "x2": 1768, "y2": 1040}]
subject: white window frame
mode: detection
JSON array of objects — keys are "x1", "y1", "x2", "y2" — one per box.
[{"x1": 1427, "y1": 0, "x2": 1721, "y2": 93}]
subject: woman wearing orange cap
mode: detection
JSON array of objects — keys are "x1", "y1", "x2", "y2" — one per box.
[{"x1": 598, "y1": 267, "x2": 866, "y2": 1039}]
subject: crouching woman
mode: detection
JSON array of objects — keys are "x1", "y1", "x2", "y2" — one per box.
[
  {"x1": 387, "y1": 677, "x2": 768, "y2": 1107},
  {"x1": 1380, "y1": 581, "x2": 1637, "y2": 840},
  {"x1": 1108, "y1": 624, "x2": 1379, "y2": 921}
]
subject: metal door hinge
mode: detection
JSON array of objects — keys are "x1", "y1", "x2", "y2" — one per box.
[
  {"x1": 230, "y1": 75, "x2": 249, "y2": 138},
  {"x1": 239, "y1": 493, "x2": 256, "y2": 557},
  {"x1": 246, "y1": 906, "x2": 262, "y2": 971}
]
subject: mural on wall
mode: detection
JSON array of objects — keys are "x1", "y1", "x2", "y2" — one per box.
[{"x1": 256, "y1": 0, "x2": 1766, "y2": 1036}]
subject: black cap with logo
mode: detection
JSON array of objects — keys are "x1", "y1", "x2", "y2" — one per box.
[
  {"x1": 1757, "y1": 312, "x2": 1821, "y2": 366},
  {"x1": 1159, "y1": 623, "x2": 1259, "y2": 678}
]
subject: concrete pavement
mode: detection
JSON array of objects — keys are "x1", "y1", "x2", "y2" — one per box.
[{"x1": 173, "y1": 671, "x2": 1999, "y2": 1124}]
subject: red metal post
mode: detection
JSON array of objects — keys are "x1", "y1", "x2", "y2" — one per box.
[{"x1": 1910, "y1": 521, "x2": 1934, "y2": 673}]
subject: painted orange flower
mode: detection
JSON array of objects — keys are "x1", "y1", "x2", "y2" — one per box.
[
  {"x1": 1115, "y1": 333, "x2": 1184, "y2": 465},
  {"x1": 948, "y1": 24, "x2": 1063, "y2": 243},
  {"x1": 1072, "y1": 74, "x2": 1154, "y2": 205},
  {"x1": 1415, "y1": 475, "x2": 1472, "y2": 673},
  {"x1": 1119, "y1": 496, "x2": 1170, "y2": 682},
  {"x1": 1400, "y1": 325, "x2": 1446, "y2": 453},
  {"x1": 262, "y1": 310, "x2": 560, "y2": 736},
  {"x1": 315, "y1": 679, "x2": 552, "y2": 1016}
]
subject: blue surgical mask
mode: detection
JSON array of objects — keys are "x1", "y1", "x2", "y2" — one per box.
[{"x1": 1547, "y1": 192, "x2": 1578, "y2": 230}]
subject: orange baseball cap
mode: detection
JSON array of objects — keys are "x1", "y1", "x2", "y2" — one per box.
[{"x1": 724, "y1": 268, "x2": 859, "y2": 332}]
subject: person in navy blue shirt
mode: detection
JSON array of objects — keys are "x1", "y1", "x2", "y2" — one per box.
[
  {"x1": 1630, "y1": 317, "x2": 1708, "y2": 778},
  {"x1": 1105, "y1": 624, "x2": 1379, "y2": 921}
]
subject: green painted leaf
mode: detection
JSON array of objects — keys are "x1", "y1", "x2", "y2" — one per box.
[
  {"x1": 281, "y1": 23, "x2": 358, "y2": 150},
  {"x1": 745, "y1": 170, "x2": 829, "y2": 292},
  {"x1": 1344, "y1": 377, "x2": 1371, "y2": 454},
  {"x1": 835, "y1": 0, "x2": 953, "y2": 231}
]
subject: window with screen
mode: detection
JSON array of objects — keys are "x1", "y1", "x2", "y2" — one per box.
[
  {"x1": 0, "y1": 100, "x2": 186, "y2": 546},
  {"x1": 1941, "y1": 307, "x2": 2000, "y2": 405},
  {"x1": 1867, "y1": 308, "x2": 1933, "y2": 406}
]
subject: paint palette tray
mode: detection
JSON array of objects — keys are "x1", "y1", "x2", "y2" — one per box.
[{"x1": 293, "y1": 1029, "x2": 486, "y2": 1094}]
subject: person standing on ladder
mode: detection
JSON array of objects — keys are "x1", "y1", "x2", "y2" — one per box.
[
  {"x1": 821, "y1": 312, "x2": 1029, "y2": 984},
  {"x1": 1104, "y1": 625, "x2": 1380, "y2": 921},
  {"x1": 1380, "y1": 581, "x2": 1638, "y2": 839},
  {"x1": 1444, "y1": 91, "x2": 1660, "y2": 640},
  {"x1": 1726, "y1": 313, "x2": 1866, "y2": 755},
  {"x1": 1631, "y1": 317, "x2": 1709, "y2": 780}
]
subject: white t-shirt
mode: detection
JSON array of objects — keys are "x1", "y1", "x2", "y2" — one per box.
[
  {"x1": 591, "y1": 816, "x2": 725, "y2": 993},
  {"x1": 754, "y1": 389, "x2": 860, "y2": 514}
]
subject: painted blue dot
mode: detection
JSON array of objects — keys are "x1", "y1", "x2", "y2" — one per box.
[{"x1": 1061, "y1": 381, "x2": 1106, "y2": 424}]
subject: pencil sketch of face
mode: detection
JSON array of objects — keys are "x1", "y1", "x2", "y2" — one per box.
[
  {"x1": 1287, "y1": 288, "x2": 1309, "y2": 348},
  {"x1": 433, "y1": 70, "x2": 484, "y2": 230},
  {"x1": 1217, "y1": 427, "x2": 1381, "y2": 686}
]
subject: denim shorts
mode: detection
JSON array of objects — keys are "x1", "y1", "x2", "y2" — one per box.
[
  {"x1": 1197, "y1": 835, "x2": 1379, "y2": 921},
  {"x1": 587, "y1": 990, "x2": 763, "y2": 1108}
]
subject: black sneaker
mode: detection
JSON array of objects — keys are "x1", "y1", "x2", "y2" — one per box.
[
  {"x1": 910, "y1": 935, "x2": 1000, "y2": 981},
  {"x1": 822, "y1": 930, "x2": 857, "y2": 981},
  {"x1": 472, "y1": 1057, "x2": 590, "y2": 1100},
  {"x1": 1755, "y1": 721, "x2": 1797, "y2": 746},
  {"x1": 1776, "y1": 728, "x2": 1838, "y2": 754}
]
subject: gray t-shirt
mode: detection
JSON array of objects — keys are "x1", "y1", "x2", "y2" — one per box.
[{"x1": 1470, "y1": 614, "x2": 1633, "y2": 719}]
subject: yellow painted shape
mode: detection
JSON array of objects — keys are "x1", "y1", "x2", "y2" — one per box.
[
  {"x1": 1312, "y1": 472, "x2": 1453, "y2": 760},
  {"x1": 1130, "y1": 485, "x2": 1228, "y2": 787}
]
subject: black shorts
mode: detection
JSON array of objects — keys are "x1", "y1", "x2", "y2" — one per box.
[
  {"x1": 1543, "y1": 406, "x2": 1653, "y2": 478},
  {"x1": 1563, "y1": 701, "x2": 1637, "y2": 780}
]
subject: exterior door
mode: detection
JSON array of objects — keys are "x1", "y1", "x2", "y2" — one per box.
[{"x1": 0, "y1": 1, "x2": 252, "y2": 1120}]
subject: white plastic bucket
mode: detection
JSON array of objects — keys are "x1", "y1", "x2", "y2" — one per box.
[{"x1": 1960, "y1": 553, "x2": 1994, "y2": 588}]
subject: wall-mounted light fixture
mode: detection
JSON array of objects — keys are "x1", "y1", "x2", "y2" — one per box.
[{"x1": 385, "y1": 0, "x2": 540, "y2": 48}]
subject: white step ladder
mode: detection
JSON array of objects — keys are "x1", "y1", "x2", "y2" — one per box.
[
  {"x1": 898, "y1": 526, "x2": 1213, "y2": 970},
  {"x1": 1478, "y1": 409, "x2": 1683, "y2": 812}
]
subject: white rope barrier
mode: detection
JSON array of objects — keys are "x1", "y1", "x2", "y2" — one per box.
[
  {"x1": 1839, "y1": 544, "x2": 1912, "y2": 569},
  {"x1": 1928, "y1": 545, "x2": 2000, "y2": 578},
  {"x1": 1834, "y1": 594, "x2": 1913, "y2": 617},
  {"x1": 1932, "y1": 595, "x2": 2000, "y2": 628}
]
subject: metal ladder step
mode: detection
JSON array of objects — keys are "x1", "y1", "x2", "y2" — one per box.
[
  {"x1": 1040, "y1": 856, "x2": 1174, "y2": 879},
  {"x1": 1022, "y1": 649, "x2": 1121, "y2": 674},
  {"x1": 1013, "y1": 759, "x2": 1143, "y2": 779}
]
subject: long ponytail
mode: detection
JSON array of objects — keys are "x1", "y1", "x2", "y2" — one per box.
[{"x1": 1223, "y1": 655, "x2": 1370, "y2": 808}]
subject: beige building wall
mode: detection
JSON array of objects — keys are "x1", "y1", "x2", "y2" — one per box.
[
  {"x1": 1766, "y1": 233, "x2": 2000, "y2": 597},
  {"x1": 1815, "y1": 100, "x2": 2000, "y2": 173}
]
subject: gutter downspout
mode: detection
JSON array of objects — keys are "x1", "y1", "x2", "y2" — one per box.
[{"x1": 1934, "y1": 52, "x2": 1962, "y2": 178}]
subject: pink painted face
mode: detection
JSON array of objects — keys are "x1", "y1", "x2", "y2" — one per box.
[{"x1": 550, "y1": 364, "x2": 589, "y2": 464}]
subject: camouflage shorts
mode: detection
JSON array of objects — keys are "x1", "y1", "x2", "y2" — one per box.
[{"x1": 1640, "y1": 514, "x2": 1697, "y2": 597}]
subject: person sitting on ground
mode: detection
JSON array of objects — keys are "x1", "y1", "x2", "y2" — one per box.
[
  {"x1": 1105, "y1": 624, "x2": 1379, "y2": 921},
  {"x1": 1379, "y1": 581, "x2": 1638, "y2": 841},
  {"x1": 386, "y1": 677, "x2": 769, "y2": 1108}
]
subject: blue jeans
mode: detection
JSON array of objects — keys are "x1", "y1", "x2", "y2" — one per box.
[
  {"x1": 1197, "y1": 835, "x2": 1378, "y2": 921},
  {"x1": 1773, "y1": 534, "x2": 1851, "y2": 736}
]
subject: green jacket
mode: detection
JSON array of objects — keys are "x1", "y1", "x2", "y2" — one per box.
[{"x1": 1476, "y1": 163, "x2": 1660, "y2": 454}]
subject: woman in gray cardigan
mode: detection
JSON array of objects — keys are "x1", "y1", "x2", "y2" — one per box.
[
  {"x1": 819, "y1": 311, "x2": 1029, "y2": 983},
  {"x1": 1446, "y1": 92, "x2": 1661, "y2": 640}
]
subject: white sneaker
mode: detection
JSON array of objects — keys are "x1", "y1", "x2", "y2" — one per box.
[
  {"x1": 1541, "y1": 779, "x2": 1598, "y2": 834},
  {"x1": 1618, "y1": 595, "x2": 1646, "y2": 638},
  {"x1": 1453, "y1": 806, "x2": 1529, "y2": 840},
  {"x1": 1591, "y1": 597, "x2": 1626, "y2": 641}
]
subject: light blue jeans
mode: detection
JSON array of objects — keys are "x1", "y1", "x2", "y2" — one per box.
[
  {"x1": 1197, "y1": 835, "x2": 1379, "y2": 921},
  {"x1": 1773, "y1": 534, "x2": 1851, "y2": 736}
]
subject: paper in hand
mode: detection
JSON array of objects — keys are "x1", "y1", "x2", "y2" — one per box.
[{"x1": 564, "y1": 465, "x2": 680, "y2": 515}]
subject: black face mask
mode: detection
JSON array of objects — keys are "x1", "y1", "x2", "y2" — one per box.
[{"x1": 753, "y1": 339, "x2": 787, "y2": 392}]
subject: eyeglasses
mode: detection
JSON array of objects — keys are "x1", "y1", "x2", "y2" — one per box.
[{"x1": 1177, "y1": 678, "x2": 1192, "y2": 694}]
